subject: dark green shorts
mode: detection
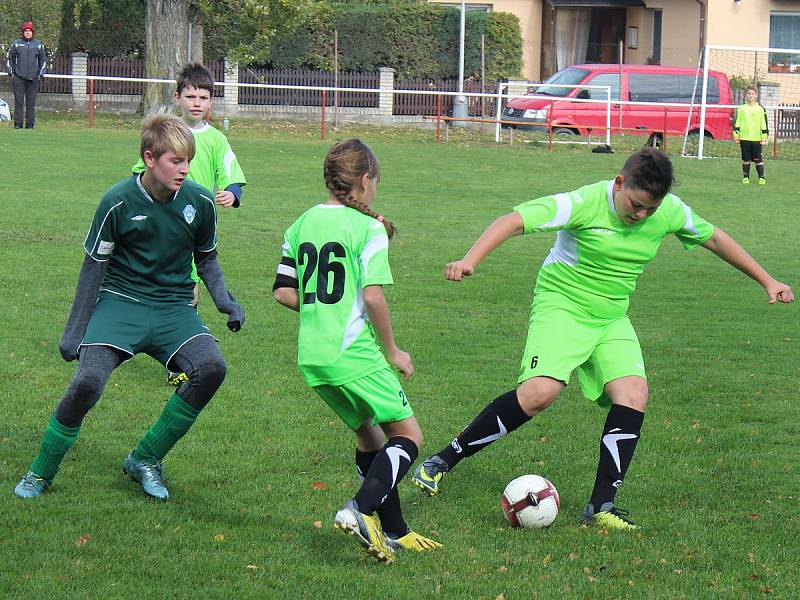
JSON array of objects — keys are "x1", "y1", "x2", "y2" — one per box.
[{"x1": 81, "y1": 293, "x2": 214, "y2": 366}]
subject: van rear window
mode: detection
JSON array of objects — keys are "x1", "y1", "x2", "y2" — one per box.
[
  {"x1": 535, "y1": 67, "x2": 590, "y2": 97},
  {"x1": 628, "y1": 73, "x2": 720, "y2": 104}
]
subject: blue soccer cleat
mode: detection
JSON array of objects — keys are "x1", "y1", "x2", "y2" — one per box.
[
  {"x1": 14, "y1": 471, "x2": 51, "y2": 499},
  {"x1": 123, "y1": 453, "x2": 169, "y2": 500}
]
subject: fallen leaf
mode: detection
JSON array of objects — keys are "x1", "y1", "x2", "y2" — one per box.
[
  {"x1": 498, "y1": 565, "x2": 508, "y2": 573},
  {"x1": 313, "y1": 520, "x2": 323, "y2": 529},
  {"x1": 76, "y1": 534, "x2": 91, "y2": 546},
  {"x1": 542, "y1": 554, "x2": 552, "y2": 565},
  {"x1": 311, "y1": 482, "x2": 326, "y2": 490},
  {"x1": 213, "y1": 534, "x2": 225, "y2": 542},
  {"x1": 246, "y1": 564, "x2": 257, "y2": 570}
]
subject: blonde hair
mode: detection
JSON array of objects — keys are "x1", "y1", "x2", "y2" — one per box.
[
  {"x1": 139, "y1": 113, "x2": 196, "y2": 162},
  {"x1": 323, "y1": 139, "x2": 395, "y2": 239}
]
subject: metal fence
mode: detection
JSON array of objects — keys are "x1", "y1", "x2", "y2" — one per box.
[
  {"x1": 394, "y1": 79, "x2": 498, "y2": 116},
  {"x1": 239, "y1": 68, "x2": 379, "y2": 107}
]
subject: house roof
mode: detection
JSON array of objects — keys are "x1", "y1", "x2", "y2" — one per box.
[{"x1": 546, "y1": 0, "x2": 646, "y2": 7}]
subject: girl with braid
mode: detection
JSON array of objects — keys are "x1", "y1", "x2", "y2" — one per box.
[{"x1": 273, "y1": 139, "x2": 441, "y2": 563}]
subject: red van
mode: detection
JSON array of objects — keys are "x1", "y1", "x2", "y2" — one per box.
[{"x1": 502, "y1": 64, "x2": 734, "y2": 141}]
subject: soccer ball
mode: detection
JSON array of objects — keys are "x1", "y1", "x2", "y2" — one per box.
[{"x1": 500, "y1": 474, "x2": 560, "y2": 528}]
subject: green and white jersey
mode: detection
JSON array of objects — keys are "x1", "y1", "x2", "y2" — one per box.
[
  {"x1": 514, "y1": 180, "x2": 715, "y2": 320},
  {"x1": 132, "y1": 122, "x2": 246, "y2": 192},
  {"x1": 84, "y1": 175, "x2": 218, "y2": 304},
  {"x1": 274, "y1": 204, "x2": 393, "y2": 386}
]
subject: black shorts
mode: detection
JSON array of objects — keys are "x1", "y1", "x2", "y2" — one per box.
[{"x1": 740, "y1": 140, "x2": 763, "y2": 162}]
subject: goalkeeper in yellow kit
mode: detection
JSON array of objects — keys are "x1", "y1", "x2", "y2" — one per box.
[{"x1": 733, "y1": 85, "x2": 769, "y2": 185}]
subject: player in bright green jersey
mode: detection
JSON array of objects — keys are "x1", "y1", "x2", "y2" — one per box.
[
  {"x1": 132, "y1": 63, "x2": 246, "y2": 308},
  {"x1": 273, "y1": 139, "x2": 441, "y2": 563},
  {"x1": 413, "y1": 147, "x2": 793, "y2": 530},
  {"x1": 733, "y1": 85, "x2": 769, "y2": 184},
  {"x1": 14, "y1": 114, "x2": 244, "y2": 501}
]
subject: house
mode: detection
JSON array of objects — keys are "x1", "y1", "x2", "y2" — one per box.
[{"x1": 429, "y1": 1, "x2": 800, "y2": 85}]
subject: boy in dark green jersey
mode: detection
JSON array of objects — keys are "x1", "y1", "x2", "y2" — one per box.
[
  {"x1": 733, "y1": 85, "x2": 769, "y2": 184},
  {"x1": 14, "y1": 114, "x2": 244, "y2": 501},
  {"x1": 274, "y1": 139, "x2": 441, "y2": 563},
  {"x1": 413, "y1": 147, "x2": 793, "y2": 529}
]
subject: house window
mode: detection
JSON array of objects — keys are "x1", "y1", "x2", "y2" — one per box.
[
  {"x1": 769, "y1": 12, "x2": 800, "y2": 71},
  {"x1": 652, "y1": 10, "x2": 662, "y2": 63}
]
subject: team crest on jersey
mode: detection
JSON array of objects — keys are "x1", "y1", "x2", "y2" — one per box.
[{"x1": 183, "y1": 205, "x2": 196, "y2": 224}]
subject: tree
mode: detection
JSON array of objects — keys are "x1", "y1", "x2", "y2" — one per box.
[{"x1": 141, "y1": 0, "x2": 202, "y2": 114}]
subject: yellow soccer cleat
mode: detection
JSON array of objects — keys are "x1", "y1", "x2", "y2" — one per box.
[
  {"x1": 334, "y1": 500, "x2": 395, "y2": 563},
  {"x1": 387, "y1": 530, "x2": 443, "y2": 552},
  {"x1": 581, "y1": 502, "x2": 640, "y2": 530}
]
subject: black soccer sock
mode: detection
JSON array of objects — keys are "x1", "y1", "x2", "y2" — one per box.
[
  {"x1": 589, "y1": 404, "x2": 644, "y2": 509},
  {"x1": 742, "y1": 162, "x2": 751, "y2": 177},
  {"x1": 355, "y1": 448, "x2": 408, "y2": 537},
  {"x1": 755, "y1": 163, "x2": 765, "y2": 178},
  {"x1": 354, "y1": 436, "x2": 418, "y2": 516},
  {"x1": 438, "y1": 390, "x2": 531, "y2": 469}
]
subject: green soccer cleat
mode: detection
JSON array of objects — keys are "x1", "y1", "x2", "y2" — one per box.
[
  {"x1": 14, "y1": 471, "x2": 51, "y2": 499},
  {"x1": 581, "y1": 502, "x2": 640, "y2": 530},
  {"x1": 386, "y1": 530, "x2": 443, "y2": 552},
  {"x1": 758, "y1": 177, "x2": 766, "y2": 185},
  {"x1": 741, "y1": 177, "x2": 750, "y2": 184},
  {"x1": 412, "y1": 455, "x2": 449, "y2": 496},
  {"x1": 334, "y1": 500, "x2": 395, "y2": 563},
  {"x1": 122, "y1": 453, "x2": 169, "y2": 500}
]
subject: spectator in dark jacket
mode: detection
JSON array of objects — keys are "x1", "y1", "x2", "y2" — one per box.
[{"x1": 6, "y1": 21, "x2": 46, "y2": 129}]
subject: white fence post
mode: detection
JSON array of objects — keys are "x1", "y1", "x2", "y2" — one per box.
[
  {"x1": 224, "y1": 57, "x2": 238, "y2": 113},
  {"x1": 71, "y1": 52, "x2": 88, "y2": 105},
  {"x1": 378, "y1": 67, "x2": 395, "y2": 116}
]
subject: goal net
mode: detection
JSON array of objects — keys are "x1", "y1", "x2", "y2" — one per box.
[{"x1": 683, "y1": 45, "x2": 800, "y2": 160}]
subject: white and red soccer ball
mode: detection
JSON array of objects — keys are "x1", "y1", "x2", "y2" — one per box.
[{"x1": 500, "y1": 474, "x2": 560, "y2": 528}]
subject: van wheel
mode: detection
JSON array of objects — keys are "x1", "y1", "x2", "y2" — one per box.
[{"x1": 552, "y1": 127, "x2": 577, "y2": 137}]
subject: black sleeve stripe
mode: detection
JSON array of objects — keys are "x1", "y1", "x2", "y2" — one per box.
[{"x1": 273, "y1": 274, "x2": 299, "y2": 291}]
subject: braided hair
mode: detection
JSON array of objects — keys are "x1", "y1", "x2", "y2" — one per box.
[{"x1": 323, "y1": 139, "x2": 396, "y2": 239}]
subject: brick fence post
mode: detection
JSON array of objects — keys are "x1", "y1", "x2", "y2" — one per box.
[
  {"x1": 71, "y1": 52, "x2": 88, "y2": 105},
  {"x1": 223, "y1": 57, "x2": 238, "y2": 112},
  {"x1": 378, "y1": 67, "x2": 395, "y2": 116}
]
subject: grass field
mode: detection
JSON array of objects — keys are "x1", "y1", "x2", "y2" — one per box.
[{"x1": 0, "y1": 115, "x2": 797, "y2": 599}]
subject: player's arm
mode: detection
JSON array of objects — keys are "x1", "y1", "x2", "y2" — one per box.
[
  {"x1": 445, "y1": 212, "x2": 524, "y2": 281},
  {"x1": 195, "y1": 249, "x2": 245, "y2": 331},
  {"x1": 272, "y1": 251, "x2": 300, "y2": 311},
  {"x1": 363, "y1": 285, "x2": 414, "y2": 379},
  {"x1": 701, "y1": 227, "x2": 794, "y2": 304},
  {"x1": 760, "y1": 105, "x2": 769, "y2": 144},
  {"x1": 215, "y1": 184, "x2": 242, "y2": 208},
  {"x1": 59, "y1": 254, "x2": 106, "y2": 361},
  {"x1": 732, "y1": 107, "x2": 741, "y2": 143}
]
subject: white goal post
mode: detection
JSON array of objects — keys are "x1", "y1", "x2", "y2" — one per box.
[{"x1": 688, "y1": 44, "x2": 800, "y2": 159}]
